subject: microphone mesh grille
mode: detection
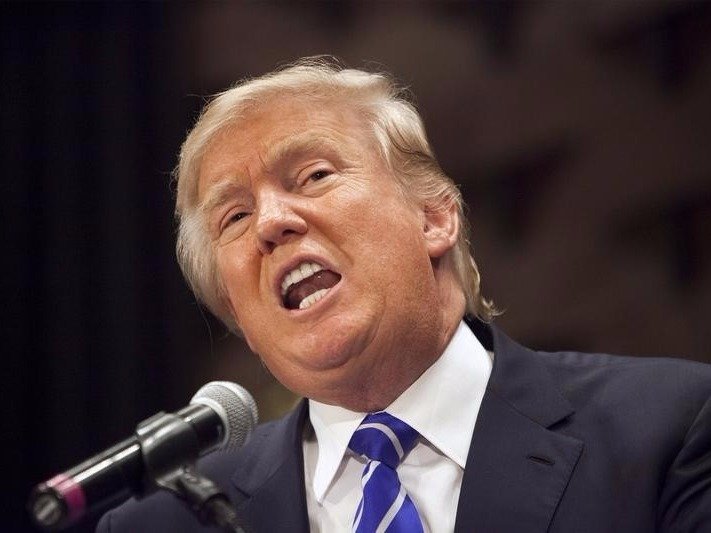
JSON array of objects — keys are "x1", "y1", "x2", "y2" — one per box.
[{"x1": 191, "y1": 381, "x2": 258, "y2": 450}]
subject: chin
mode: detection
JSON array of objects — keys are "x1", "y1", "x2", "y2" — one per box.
[
  {"x1": 296, "y1": 325, "x2": 371, "y2": 372},
  {"x1": 291, "y1": 303, "x2": 370, "y2": 352}
]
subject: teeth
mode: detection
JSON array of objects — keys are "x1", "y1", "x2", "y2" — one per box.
[
  {"x1": 281, "y1": 261, "x2": 324, "y2": 296},
  {"x1": 299, "y1": 288, "x2": 330, "y2": 310},
  {"x1": 300, "y1": 263, "x2": 314, "y2": 278}
]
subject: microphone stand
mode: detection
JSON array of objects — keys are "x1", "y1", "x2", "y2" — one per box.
[
  {"x1": 137, "y1": 412, "x2": 247, "y2": 533},
  {"x1": 171, "y1": 467, "x2": 246, "y2": 533}
]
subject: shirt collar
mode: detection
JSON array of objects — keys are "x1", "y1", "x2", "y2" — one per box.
[
  {"x1": 308, "y1": 400, "x2": 364, "y2": 503},
  {"x1": 308, "y1": 320, "x2": 493, "y2": 503}
]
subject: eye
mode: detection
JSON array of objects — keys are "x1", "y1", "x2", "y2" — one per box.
[
  {"x1": 228, "y1": 211, "x2": 248, "y2": 224},
  {"x1": 221, "y1": 210, "x2": 249, "y2": 232},
  {"x1": 307, "y1": 169, "x2": 332, "y2": 182},
  {"x1": 228, "y1": 212, "x2": 248, "y2": 223}
]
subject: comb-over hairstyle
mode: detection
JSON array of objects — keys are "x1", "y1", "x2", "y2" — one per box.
[{"x1": 175, "y1": 57, "x2": 495, "y2": 332}]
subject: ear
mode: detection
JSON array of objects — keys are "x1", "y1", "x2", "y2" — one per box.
[{"x1": 423, "y1": 200, "x2": 459, "y2": 259}]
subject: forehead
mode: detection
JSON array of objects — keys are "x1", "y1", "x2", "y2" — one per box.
[{"x1": 197, "y1": 96, "x2": 372, "y2": 200}]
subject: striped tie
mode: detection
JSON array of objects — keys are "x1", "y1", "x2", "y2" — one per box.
[{"x1": 348, "y1": 412, "x2": 424, "y2": 533}]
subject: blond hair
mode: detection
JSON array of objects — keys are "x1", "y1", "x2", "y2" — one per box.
[{"x1": 175, "y1": 57, "x2": 495, "y2": 331}]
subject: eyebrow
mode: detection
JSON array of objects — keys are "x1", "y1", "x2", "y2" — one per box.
[
  {"x1": 199, "y1": 131, "x2": 355, "y2": 216},
  {"x1": 262, "y1": 132, "x2": 346, "y2": 172},
  {"x1": 199, "y1": 179, "x2": 244, "y2": 217}
]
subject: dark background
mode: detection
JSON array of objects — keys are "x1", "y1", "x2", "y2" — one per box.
[{"x1": 4, "y1": 2, "x2": 711, "y2": 532}]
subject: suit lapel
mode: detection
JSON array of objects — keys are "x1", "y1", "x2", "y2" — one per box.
[
  {"x1": 455, "y1": 321, "x2": 584, "y2": 532},
  {"x1": 230, "y1": 400, "x2": 310, "y2": 533}
]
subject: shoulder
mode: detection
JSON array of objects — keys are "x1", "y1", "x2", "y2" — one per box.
[
  {"x1": 488, "y1": 321, "x2": 711, "y2": 425},
  {"x1": 532, "y1": 350, "x2": 711, "y2": 531},
  {"x1": 531, "y1": 348, "x2": 711, "y2": 455},
  {"x1": 96, "y1": 405, "x2": 304, "y2": 533},
  {"x1": 539, "y1": 349, "x2": 711, "y2": 409}
]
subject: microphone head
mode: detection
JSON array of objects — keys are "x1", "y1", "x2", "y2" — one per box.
[{"x1": 190, "y1": 381, "x2": 258, "y2": 450}]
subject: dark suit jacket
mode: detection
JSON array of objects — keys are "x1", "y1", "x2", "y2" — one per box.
[{"x1": 97, "y1": 321, "x2": 711, "y2": 532}]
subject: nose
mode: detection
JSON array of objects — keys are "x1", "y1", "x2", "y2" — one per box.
[{"x1": 254, "y1": 188, "x2": 307, "y2": 254}]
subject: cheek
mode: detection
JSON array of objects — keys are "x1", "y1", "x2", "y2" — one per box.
[
  {"x1": 216, "y1": 245, "x2": 260, "y2": 314},
  {"x1": 359, "y1": 203, "x2": 426, "y2": 259},
  {"x1": 332, "y1": 183, "x2": 421, "y2": 244}
]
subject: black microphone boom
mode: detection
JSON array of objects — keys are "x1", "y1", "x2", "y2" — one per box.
[{"x1": 28, "y1": 381, "x2": 258, "y2": 531}]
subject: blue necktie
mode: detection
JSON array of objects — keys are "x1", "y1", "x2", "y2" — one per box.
[{"x1": 348, "y1": 412, "x2": 424, "y2": 533}]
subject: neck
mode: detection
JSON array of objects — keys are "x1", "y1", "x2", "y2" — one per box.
[{"x1": 328, "y1": 284, "x2": 466, "y2": 413}]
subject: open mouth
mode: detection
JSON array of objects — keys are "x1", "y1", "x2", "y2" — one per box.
[{"x1": 280, "y1": 261, "x2": 342, "y2": 310}]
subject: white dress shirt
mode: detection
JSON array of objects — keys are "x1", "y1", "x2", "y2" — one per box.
[{"x1": 303, "y1": 320, "x2": 493, "y2": 532}]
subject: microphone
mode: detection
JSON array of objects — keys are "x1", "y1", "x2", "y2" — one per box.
[{"x1": 28, "y1": 381, "x2": 258, "y2": 531}]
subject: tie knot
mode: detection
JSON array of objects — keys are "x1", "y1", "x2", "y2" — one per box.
[{"x1": 348, "y1": 412, "x2": 419, "y2": 469}]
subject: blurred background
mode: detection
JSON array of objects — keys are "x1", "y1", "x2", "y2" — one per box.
[{"x1": 3, "y1": 1, "x2": 711, "y2": 531}]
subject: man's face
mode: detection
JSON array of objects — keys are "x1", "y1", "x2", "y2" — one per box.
[{"x1": 197, "y1": 96, "x2": 451, "y2": 408}]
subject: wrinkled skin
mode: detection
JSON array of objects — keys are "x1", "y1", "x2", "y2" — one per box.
[{"x1": 197, "y1": 96, "x2": 464, "y2": 411}]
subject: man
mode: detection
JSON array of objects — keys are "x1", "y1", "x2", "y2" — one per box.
[{"x1": 98, "y1": 58, "x2": 711, "y2": 532}]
